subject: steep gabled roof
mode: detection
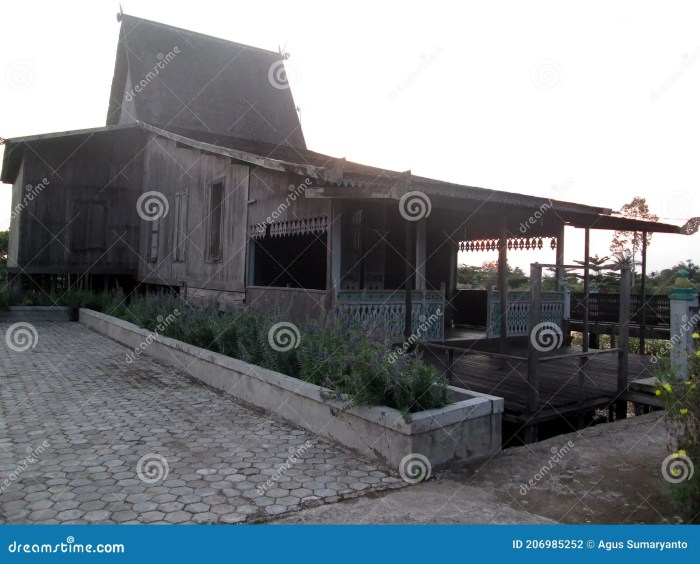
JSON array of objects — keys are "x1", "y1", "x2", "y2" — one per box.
[{"x1": 106, "y1": 14, "x2": 306, "y2": 148}]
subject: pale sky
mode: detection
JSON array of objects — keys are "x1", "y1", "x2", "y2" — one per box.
[{"x1": 1, "y1": 0, "x2": 698, "y2": 273}]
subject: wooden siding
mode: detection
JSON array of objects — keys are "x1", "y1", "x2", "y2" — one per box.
[
  {"x1": 138, "y1": 135, "x2": 249, "y2": 292},
  {"x1": 8, "y1": 128, "x2": 144, "y2": 274}
]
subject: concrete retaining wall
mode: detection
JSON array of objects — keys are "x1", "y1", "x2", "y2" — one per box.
[{"x1": 79, "y1": 308, "x2": 503, "y2": 470}]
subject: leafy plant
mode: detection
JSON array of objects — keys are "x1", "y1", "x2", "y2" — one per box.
[{"x1": 655, "y1": 333, "x2": 700, "y2": 522}]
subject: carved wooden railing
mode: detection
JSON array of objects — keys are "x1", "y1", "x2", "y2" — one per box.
[
  {"x1": 337, "y1": 290, "x2": 445, "y2": 341},
  {"x1": 487, "y1": 291, "x2": 568, "y2": 338}
]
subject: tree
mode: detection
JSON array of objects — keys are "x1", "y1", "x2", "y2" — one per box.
[
  {"x1": 457, "y1": 261, "x2": 529, "y2": 290},
  {"x1": 610, "y1": 197, "x2": 659, "y2": 284}
]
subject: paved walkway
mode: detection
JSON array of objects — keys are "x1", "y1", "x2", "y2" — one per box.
[{"x1": 0, "y1": 322, "x2": 402, "y2": 524}]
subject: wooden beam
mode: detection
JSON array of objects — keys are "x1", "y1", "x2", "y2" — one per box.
[
  {"x1": 415, "y1": 218, "x2": 427, "y2": 290},
  {"x1": 616, "y1": 266, "x2": 631, "y2": 420}
]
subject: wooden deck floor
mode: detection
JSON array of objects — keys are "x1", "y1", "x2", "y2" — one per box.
[{"x1": 422, "y1": 343, "x2": 658, "y2": 423}]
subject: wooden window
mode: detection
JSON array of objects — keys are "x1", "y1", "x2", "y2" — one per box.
[
  {"x1": 173, "y1": 190, "x2": 188, "y2": 262},
  {"x1": 206, "y1": 181, "x2": 224, "y2": 261},
  {"x1": 149, "y1": 218, "x2": 159, "y2": 262}
]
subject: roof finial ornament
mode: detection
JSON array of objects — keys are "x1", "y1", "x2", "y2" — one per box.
[
  {"x1": 278, "y1": 42, "x2": 290, "y2": 60},
  {"x1": 117, "y1": 4, "x2": 124, "y2": 22}
]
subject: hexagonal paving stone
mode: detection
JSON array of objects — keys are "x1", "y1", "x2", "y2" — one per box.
[{"x1": 164, "y1": 511, "x2": 192, "y2": 524}]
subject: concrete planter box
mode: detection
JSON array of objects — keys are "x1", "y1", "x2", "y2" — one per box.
[
  {"x1": 80, "y1": 308, "x2": 503, "y2": 470},
  {"x1": 0, "y1": 306, "x2": 73, "y2": 322}
]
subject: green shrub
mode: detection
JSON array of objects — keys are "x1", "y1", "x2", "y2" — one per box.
[{"x1": 655, "y1": 333, "x2": 700, "y2": 522}]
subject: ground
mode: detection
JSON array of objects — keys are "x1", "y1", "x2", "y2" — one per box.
[{"x1": 0, "y1": 322, "x2": 680, "y2": 524}]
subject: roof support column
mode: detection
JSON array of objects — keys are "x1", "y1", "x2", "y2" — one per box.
[
  {"x1": 583, "y1": 227, "x2": 591, "y2": 352},
  {"x1": 639, "y1": 230, "x2": 648, "y2": 355},
  {"x1": 404, "y1": 220, "x2": 415, "y2": 343},
  {"x1": 415, "y1": 217, "x2": 427, "y2": 290},
  {"x1": 555, "y1": 223, "x2": 565, "y2": 292},
  {"x1": 498, "y1": 218, "x2": 508, "y2": 354}
]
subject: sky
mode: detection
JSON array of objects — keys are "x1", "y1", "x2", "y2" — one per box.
[{"x1": 1, "y1": 0, "x2": 698, "y2": 273}]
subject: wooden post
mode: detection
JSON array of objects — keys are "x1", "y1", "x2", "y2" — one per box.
[
  {"x1": 404, "y1": 221, "x2": 414, "y2": 343},
  {"x1": 415, "y1": 218, "x2": 426, "y2": 290},
  {"x1": 616, "y1": 266, "x2": 631, "y2": 420},
  {"x1": 555, "y1": 223, "x2": 565, "y2": 292},
  {"x1": 498, "y1": 219, "x2": 508, "y2": 354},
  {"x1": 582, "y1": 227, "x2": 590, "y2": 352},
  {"x1": 525, "y1": 262, "x2": 543, "y2": 443},
  {"x1": 445, "y1": 348, "x2": 454, "y2": 383},
  {"x1": 639, "y1": 230, "x2": 648, "y2": 355}
]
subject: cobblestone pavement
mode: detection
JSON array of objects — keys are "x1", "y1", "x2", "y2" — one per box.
[{"x1": 0, "y1": 322, "x2": 403, "y2": 524}]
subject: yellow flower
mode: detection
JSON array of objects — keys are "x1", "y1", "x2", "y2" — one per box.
[
  {"x1": 696, "y1": 350, "x2": 700, "y2": 357},
  {"x1": 680, "y1": 408, "x2": 688, "y2": 415},
  {"x1": 672, "y1": 452, "x2": 680, "y2": 458},
  {"x1": 679, "y1": 449, "x2": 687, "y2": 456},
  {"x1": 664, "y1": 383, "x2": 672, "y2": 392},
  {"x1": 672, "y1": 468, "x2": 681, "y2": 476},
  {"x1": 693, "y1": 333, "x2": 700, "y2": 339},
  {"x1": 655, "y1": 389, "x2": 662, "y2": 396}
]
